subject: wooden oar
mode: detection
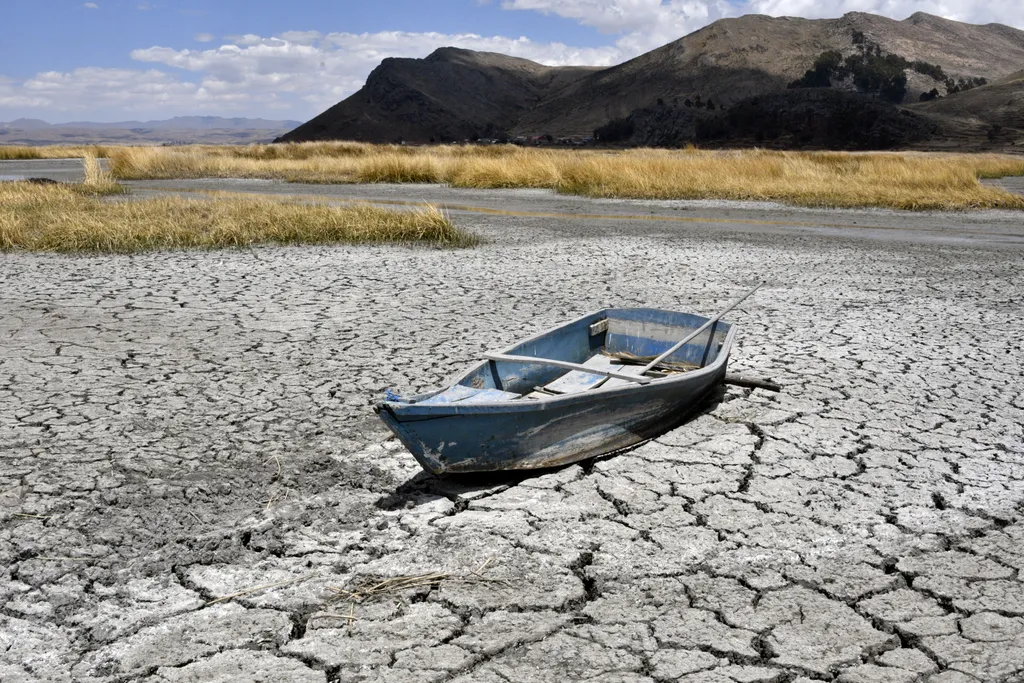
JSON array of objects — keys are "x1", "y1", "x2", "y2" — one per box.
[
  {"x1": 606, "y1": 352, "x2": 781, "y2": 392},
  {"x1": 640, "y1": 282, "x2": 765, "y2": 375}
]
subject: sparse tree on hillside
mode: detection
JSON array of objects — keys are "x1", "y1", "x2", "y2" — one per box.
[
  {"x1": 878, "y1": 72, "x2": 907, "y2": 103},
  {"x1": 788, "y1": 50, "x2": 844, "y2": 89},
  {"x1": 911, "y1": 60, "x2": 947, "y2": 82},
  {"x1": 791, "y1": 43, "x2": 910, "y2": 103}
]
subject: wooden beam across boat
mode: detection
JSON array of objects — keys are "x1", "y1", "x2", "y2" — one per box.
[{"x1": 483, "y1": 352, "x2": 652, "y2": 385}]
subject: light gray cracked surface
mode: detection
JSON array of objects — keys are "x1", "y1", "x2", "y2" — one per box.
[{"x1": 2, "y1": 177, "x2": 1024, "y2": 682}]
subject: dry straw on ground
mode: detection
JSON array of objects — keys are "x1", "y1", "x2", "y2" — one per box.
[
  {"x1": 0, "y1": 180, "x2": 473, "y2": 253},
  {"x1": 100, "y1": 143, "x2": 1024, "y2": 211},
  {"x1": 326, "y1": 559, "x2": 511, "y2": 607}
]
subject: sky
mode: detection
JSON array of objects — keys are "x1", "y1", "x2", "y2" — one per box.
[{"x1": 1, "y1": 0, "x2": 1021, "y2": 124}]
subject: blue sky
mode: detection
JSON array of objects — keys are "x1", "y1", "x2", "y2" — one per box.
[{"x1": 1, "y1": 0, "x2": 1020, "y2": 123}]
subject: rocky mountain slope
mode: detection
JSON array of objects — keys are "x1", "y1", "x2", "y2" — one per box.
[
  {"x1": 279, "y1": 12, "x2": 1024, "y2": 148},
  {"x1": 911, "y1": 70, "x2": 1024, "y2": 144},
  {"x1": 624, "y1": 90, "x2": 939, "y2": 150},
  {"x1": 278, "y1": 48, "x2": 597, "y2": 143},
  {"x1": 515, "y1": 12, "x2": 1024, "y2": 137}
]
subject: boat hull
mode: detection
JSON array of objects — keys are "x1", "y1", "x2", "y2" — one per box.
[
  {"x1": 375, "y1": 307, "x2": 737, "y2": 475},
  {"x1": 376, "y1": 363, "x2": 727, "y2": 474}
]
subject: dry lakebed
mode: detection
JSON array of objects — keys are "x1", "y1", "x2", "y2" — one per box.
[{"x1": 1, "y1": 158, "x2": 1023, "y2": 682}]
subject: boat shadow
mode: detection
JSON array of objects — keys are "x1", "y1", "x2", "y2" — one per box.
[{"x1": 375, "y1": 384, "x2": 728, "y2": 511}]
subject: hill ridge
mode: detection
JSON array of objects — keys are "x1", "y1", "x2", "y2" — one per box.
[{"x1": 278, "y1": 11, "x2": 1024, "y2": 148}]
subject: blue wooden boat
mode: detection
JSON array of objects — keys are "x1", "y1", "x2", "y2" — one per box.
[{"x1": 374, "y1": 301, "x2": 746, "y2": 475}]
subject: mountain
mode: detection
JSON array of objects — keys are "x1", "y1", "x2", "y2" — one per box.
[
  {"x1": 513, "y1": 12, "x2": 1024, "y2": 137},
  {"x1": 277, "y1": 47, "x2": 598, "y2": 143},
  {"x1": 624, "y1": 89, "x2": 939, "y2": 150},
  {"x1": 911, "y1": 70, "x2": 1024, "y2": 144},
  {"x1": 0, "y1": 116, "x2": 300, "y2": 131},
  {"x1": 278, "y1": 12, "x2": 1024, "y2": 149},
  {"x1": 0, "y1": 116, "x2": 303, "y2": 146},
  {"x1": 57, "y1": 116, "x2": 302, "y2": 130},
  {"x1": 3, "y1": 118, "x2": 53, "y2": 130}
]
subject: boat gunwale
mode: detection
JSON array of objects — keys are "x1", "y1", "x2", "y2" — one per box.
[{"x1": 379, "y1": 307, "x2": 736, "y2": 417}]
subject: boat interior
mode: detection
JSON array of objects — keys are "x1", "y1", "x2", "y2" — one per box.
[{"x1": 406, "y1": 308, "x2": 731, "y2": 406}]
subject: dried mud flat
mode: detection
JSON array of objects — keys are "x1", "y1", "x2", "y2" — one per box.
[{"x1": 2, "y1": 206, "x2": 1023, "y2": 683}]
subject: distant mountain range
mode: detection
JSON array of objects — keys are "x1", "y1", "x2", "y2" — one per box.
[
  {"x1": 279, "y1": 12, "x2": 1024, "y2": 150},
  {"x1": 0, "y1": 116, "x2": 302, "y2": 145}
]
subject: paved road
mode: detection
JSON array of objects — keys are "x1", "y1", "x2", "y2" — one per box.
[{"x1": 2, "y1": 159, "x2": 1024, "y2": 682}]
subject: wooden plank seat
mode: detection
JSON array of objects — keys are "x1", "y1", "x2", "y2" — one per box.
[
  {"x1": 597, "y1": 362, "x2": 651, "y2": 390},
  {"x1": 417, "y1": 385, "x2": 521, "y2": 406},
  {"x1": 544, "y1": 355, "x2": 650, "y2": 394},
  {"x1": 515, "y1": 356, "x2": 654, "y2": 401}
]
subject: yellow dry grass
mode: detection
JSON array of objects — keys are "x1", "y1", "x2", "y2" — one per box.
[
  {"x1": 7, "y1": 141, "x2": 1024, "y2": 210},
  {"x1": 101, "y1": 143, "x2": 1024, "y2": 211},
  {"x1": 0, "y1": 145, "x2": 116, "y2": 160},
  {"x1": 550, "y1": 149, "x2": 1024, "y2": 210},
  {"x1": 0, "y1": 181, "x2": 473, "y2": 253},
  {"x1": 79, "y1": 153, "x2": 126, "y2": 196}
]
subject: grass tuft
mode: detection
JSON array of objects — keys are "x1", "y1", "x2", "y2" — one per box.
[
  {"x1": 101, "y1": 143, "x2": 1024, "y2": 211},
  {"x1": 76, "y1": 153, "x2": 128, "y2": 196},
  {"x1": 0, "y1": 182, "x2": 475, "y2": 253},
  {"x1": 355, "y1": 152, "x2": 444, "y2": 184}
]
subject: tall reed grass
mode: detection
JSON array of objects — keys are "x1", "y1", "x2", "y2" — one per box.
[
  {"x1": 0, "y1": 145, "x2": 116, "y2": 160},
  {"x1": 78, "y1": 153, "x2": 126, "y2": 195},
  {"x1": 0, "y1": 181, "x2": 473, "y2": 253},
  {"x1": 7, "y1": 142, "x2": 1023, "y2": 209},
  {"x1": 105, "y1": 144, "x2": 1024, "y2": 211}
]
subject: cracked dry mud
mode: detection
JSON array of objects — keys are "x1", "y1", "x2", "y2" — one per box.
[{"x1": 2, "y1": 207, "x2": 1023, "y2": 683}]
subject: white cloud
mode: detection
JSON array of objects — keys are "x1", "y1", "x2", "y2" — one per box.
[
  {"x1": 19, "y1": 67, "x2": 206, "y2": 111},
  {"x1": 3, "y1": 1, "x2": 1024, "y2": 122},
  {"x1": 0, "y1": 76, "x2": 50, "y2": 109},
  {"x1": 194, "y1": 33, "x2": 215, "y2": 43},
  {"x1": 83, "y1": 2, "x2": 99, "y2": 8},
  {"x1": 128, "y1": 30, "x2": 620, "y2": 113},
  {"x1": 503, "y1": 0, "x2": 733, "y2": 53},
  {"x1": 1, "y1": 65, "x2": 283, "y2": 119},
  {"x1": 0, "y1": 30, "x2": 619, "y2": 121}
]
